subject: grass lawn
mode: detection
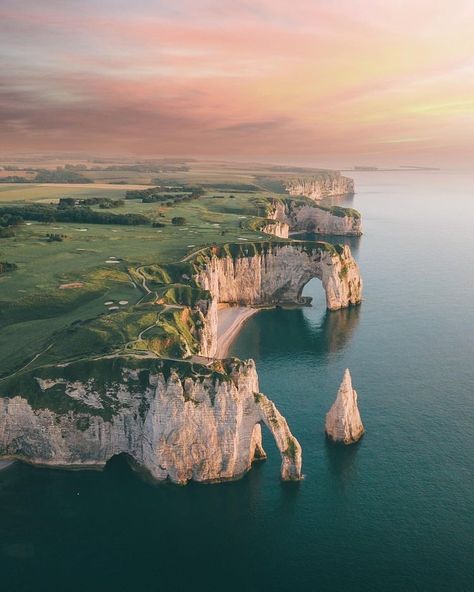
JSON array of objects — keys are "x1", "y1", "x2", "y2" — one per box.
[
  {"x1": 0, "y1": 160, "x2": 353, "y2": 379},
  {"x1": 0, "y1": 187, "x2": 272, "y2": 376}
]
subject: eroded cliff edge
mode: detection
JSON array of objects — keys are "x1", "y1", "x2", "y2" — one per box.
[
  {"x1": 285, "y1": 172, "x2": 354, "y2": 201},
  {"x1": 0, "y1": 358, "x2": 302, "y2": 484},
  {"x1": 0, "y1": 235, "x2": 362, "y2": 484},
  {"x1": 195, "y1": 241, "x2": 362, "y2": 357},
  {"x1": 266, "y1": 198, "x2": 362, "y2": 237}
]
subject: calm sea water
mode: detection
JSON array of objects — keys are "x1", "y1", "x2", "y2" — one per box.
[{"x1": 1, "y1": 172, "x2": 473, "y2": 592}]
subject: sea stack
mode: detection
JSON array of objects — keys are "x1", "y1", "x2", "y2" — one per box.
[{"x1": 325, "y1": 369, "x2": 364, "y2": 444}]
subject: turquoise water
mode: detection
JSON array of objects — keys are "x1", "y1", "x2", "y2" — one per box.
[{"x1": 1, "y1": 172, "x2": 473, "y2": 591}]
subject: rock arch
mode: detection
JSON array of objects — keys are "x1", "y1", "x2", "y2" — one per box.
[{"x1": 195, "y1": 242, "x2": 362, "y2": 358}]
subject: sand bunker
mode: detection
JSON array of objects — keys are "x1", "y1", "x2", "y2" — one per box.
[{"x1": 59, "y1": 282, "x2": 84, "y2": 290}]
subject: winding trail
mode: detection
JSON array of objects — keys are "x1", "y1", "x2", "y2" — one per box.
[{"x1": 0, "y1": 239, "x2": 261, "y2": 382}]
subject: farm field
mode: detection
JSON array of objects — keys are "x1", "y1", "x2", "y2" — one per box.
[{"x1": 0, "y1": 174, "x2": 278, "y2": 378}]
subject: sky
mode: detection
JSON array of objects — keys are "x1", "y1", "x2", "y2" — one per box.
[{"x1": 1, "y1": 0, "x2": 474, "y2": 167}]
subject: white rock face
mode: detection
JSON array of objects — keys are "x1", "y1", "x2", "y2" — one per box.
[
  {"x1": 260, "y1": 220, "x2": 289, "y2": 239},
  {"x1": 286, "y1": 173, "x2": 354, "y2": 201},
  {"x1": 196, "y1": 243, "x2": 362, "y2": 357},
  {"x1": 268, "y1": 200, "x2": 362, "y2": 236},
  {"x1": 0, "y1": 360, "x2": 302, "y2": 484},
  {"x1": 325, "y1": 369, "x2": 364, "y2": 444}
]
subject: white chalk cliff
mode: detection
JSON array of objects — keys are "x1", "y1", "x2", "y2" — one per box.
[
  {"x1": 260, "y1": 220, "x2": 289, "y2": 239},
  {"x1": 285, "y1": 172, "x2": 354, "y2": 201},
  {"x1": 325, "y1": 369, "x2": 364, "y2": 444},
  {"x1": 0, "y1": 359, "x2": 302, "y2": 484},
  {"x1": 0, "y1": 231, "x2": 363, "y2": 485},
  {"x1": 196, "y1": 242, "x2": 362, "y2": 357},
  {"x1": 267, "y1": 199, "x2": 362, "y2": 236}
]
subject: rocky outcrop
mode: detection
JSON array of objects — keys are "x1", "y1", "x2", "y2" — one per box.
[
  {"x1": 286, "y1": 172, "x2": 354, "y2": 201},
  {"x1": 325, "y1": 369, "x2": 364, "y2": 444},
  {"x1": 267, "y1": 199, "x2": 362, "y2": 236},
  {"x1": 260, "y1": 220, "x2": 289, "y2": 239},
  {"x1": 196, "y1": 242, "x2": 362, "y2": 357},
  {"x1": 0, "y1": 358, "x2": 302, "y2": 484}
]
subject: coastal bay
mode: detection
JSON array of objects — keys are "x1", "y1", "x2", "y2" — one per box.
[{"x1": 1, "y1": 171, "x2": 473, "y2": 591}]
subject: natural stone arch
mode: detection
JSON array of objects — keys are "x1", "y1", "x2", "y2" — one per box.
[{"x1": 196, "y1": 242, "x2": 362, "y2": 311}]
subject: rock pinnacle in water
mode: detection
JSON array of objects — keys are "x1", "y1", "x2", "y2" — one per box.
[{"x1": 325, "y1": 369, "x2": 364, "y2": 444}]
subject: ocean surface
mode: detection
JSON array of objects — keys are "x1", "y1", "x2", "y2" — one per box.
[{"x1": 1, "y1": 171, "x2": 473, "y2": 592}]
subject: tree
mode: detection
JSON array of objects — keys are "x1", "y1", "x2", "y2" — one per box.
[{"x1": 171, "y1": 217, "x2": 186, "y2": 226}]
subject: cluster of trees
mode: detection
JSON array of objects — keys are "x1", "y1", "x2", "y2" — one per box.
[
  {"x1": 58, "y1": 197, "x2": 124, "y2": 209},
  {"x1": 0, "y1": 261, "x2": 17, "y2": 274},
  {"x1": 46, "y1": 233, "x2": 67, "y2": 242},
  {"x1": 202, "y1": 183, "x2": 258, "y2": 191},
  {"x1": 98, "y1": 164, "x2": 189, "y2": 173},
  {"x1": 0, "y1": 175, "x2": 31, "y2": 183},
  {"x1": 126, "y1": 185, "x2": 204, "y2": 206},
  {"x1": 0, "y1": 166, "x2": 93, "y2": 184},
  {"x1": 0, "y1": 213, "x2": 24, "y2": 237},
  {"x1": 0, "y1": 205, "x2": 149, "y2": 226},
  {"x1": 0, "y1": 227, "x2": 15, "y2": 238},
  {"x1": 171, "y1": 217, "x2": 187, "y2": 226},
  {"x1": 34, "y1": 168, "x2": 93, "y2": 183}
]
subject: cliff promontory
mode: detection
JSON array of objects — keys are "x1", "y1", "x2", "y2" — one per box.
[
  {"x1": 285, "y1": 172, "x2": 354, "y2": 201},
  {"x1": 194, "y1": 242, "x2": 362, "y2": 357},
  {"x1": 0, "y1": 358, "x2": 302, "y2": 484},
  {"x1": 266, "y1": 199, "x2": 362, "y2": 236}
]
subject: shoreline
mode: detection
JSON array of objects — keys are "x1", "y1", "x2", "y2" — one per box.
[
  {"x1": 216, "y1": 306, "x2": 259, "y2": 358},
  {"x1": 0, "y1": 460, "x2": 15, "y2": 471}
]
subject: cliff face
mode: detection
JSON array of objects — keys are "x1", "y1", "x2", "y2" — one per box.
[
  {"x1": 0, "y1": 359, "x2": 302, "y2": 484},
  {"x1": 325, "y1": 369, "x2": 364, "y2": 444},
  {"x1": 267, "y1": 200, "x2": 362, "y2": 236},
  {"x1": 196, "y1": 243, "x2": 362, "y2": 357},
  {"x1": 285, "y1": 172, "x2": 354, "y2": 201},
  {"x1": 260, "y1": 220, "x2": 289, "y2": 239}
]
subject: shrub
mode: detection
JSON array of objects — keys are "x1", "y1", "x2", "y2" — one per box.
[
  {"x1": 171, "y1": 217, "x2": 186, "y2": 226},
  {"x1": 0, "y1": 261, "x2": 17, "y2": 274}
]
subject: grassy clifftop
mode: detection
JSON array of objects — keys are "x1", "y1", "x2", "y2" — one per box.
[
  {"x1": 0, "y1": 356, "x2": 244, "y2": 418},
  {"x1": 263, "y1": 196, "x2": 361, "y2": 219},
  {"x1": 0, "y1": 170, "x2": 352, "y2": 379}
]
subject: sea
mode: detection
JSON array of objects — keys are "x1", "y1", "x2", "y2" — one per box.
[{"x1": 1, "y1": 171, "x2": 473, "y2": 591}]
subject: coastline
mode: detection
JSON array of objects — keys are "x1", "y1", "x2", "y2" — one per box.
[
  {"x1": 216, "y1": 305, "x2": 259, "y2": 358},
  {"x1": 0, "y1": 460, "x2": 14, "y2": 471}
]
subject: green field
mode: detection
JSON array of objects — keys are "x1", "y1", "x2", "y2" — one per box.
[
  {"x1": 0, "y1": 183, "x2": 276, "y2": 377},
  {"x1": 0, "y1": 160, "x2": 353, "y2": 381}
]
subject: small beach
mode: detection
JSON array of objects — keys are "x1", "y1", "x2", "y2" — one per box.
[{"x1": 216, "y1": 305, "x2": 258, "y2": 358}]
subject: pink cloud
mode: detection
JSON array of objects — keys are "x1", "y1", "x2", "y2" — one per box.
[{"x1": 0, "y1": 1, "x2": 473, "y2": 165}]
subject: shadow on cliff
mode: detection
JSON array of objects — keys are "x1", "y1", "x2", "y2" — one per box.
[{"x1": 233, "y1": 305, "x2": 361, "y2": 360}]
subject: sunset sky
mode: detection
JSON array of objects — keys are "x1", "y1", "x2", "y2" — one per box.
[{"x1": 1, "y1": 0, "x2": 473, "y2": 167}]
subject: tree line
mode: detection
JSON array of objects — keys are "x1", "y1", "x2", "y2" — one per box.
[{"x1": 0, "y1": 204, "x2": 149, "y2": 226}]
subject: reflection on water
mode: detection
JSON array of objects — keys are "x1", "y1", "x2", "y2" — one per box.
[
  {"x1": 236, "y1": 305, "x2": 360, "y2": 360},
  {"x1": 319, "y1": 193, "x2": 356, "y2": 207},
  {"x1": 324, "y1": 437, "x2": 362, "y2": 490},
  {"x1": 320, "y1": 307, "x2": 361, "y2": 353}
]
